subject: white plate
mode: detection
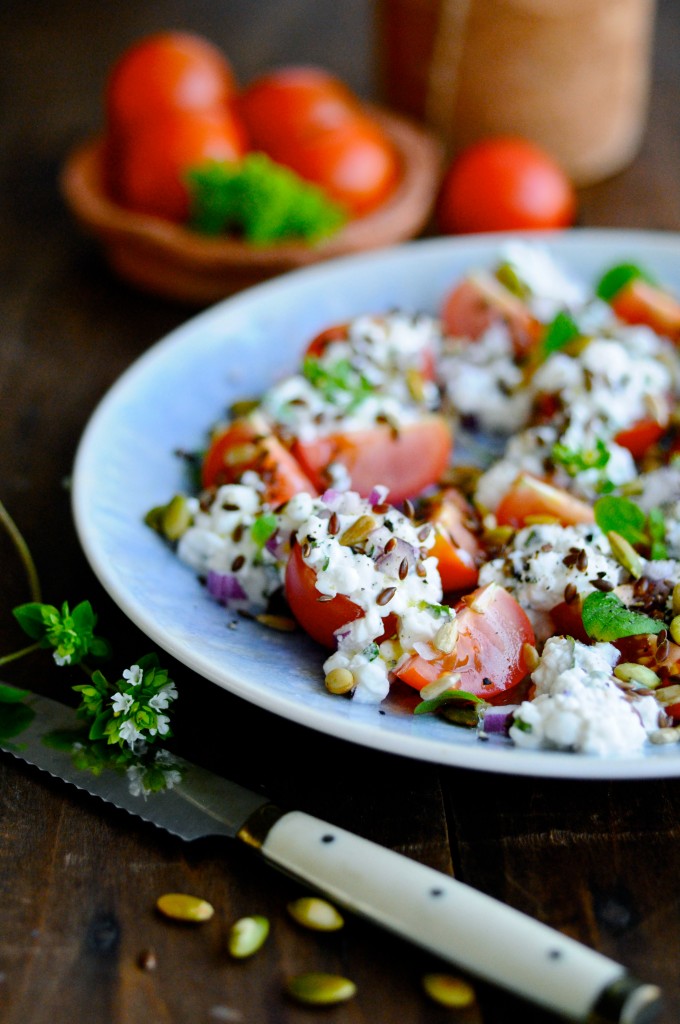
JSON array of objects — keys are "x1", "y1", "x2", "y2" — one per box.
[{"x1": 72, "y1": 229, "x2": 680, "y2": 779}]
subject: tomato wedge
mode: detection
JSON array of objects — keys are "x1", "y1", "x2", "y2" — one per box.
[
  {"x1": 396, "y1": 583, "x2": 535, "y2": 703},
  {"x1": 441, "y1": 272, "x2": 541, "y2": 357},
  {"x1": 420, "y1": 488, "x2": 481, "y2": 592},
  {"x1": 202, "y1": 413, "x2": 317, "y2": 506},
  {"x1": 614, "y1": 417, "x2": 666, "y2": 459},
  {"x1": 291, "y1": 415, "x2": 452, "y2": 504},
  {"x1": 610, "y1": 278, "x2": 680, "y2": 341},
  {"x1": 284, "y1": 543, "x2": 398, "y2": 648},
  {"x1": 304, "y1": 320, "x2": 437, "y2": 381},
  {"x1": 495, "y1": 474, "x2": 595, "y2": 528}
]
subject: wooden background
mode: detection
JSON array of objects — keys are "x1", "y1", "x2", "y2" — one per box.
[{"x1": 2, "y1": 1, "x2": 680, "y2": 1022}]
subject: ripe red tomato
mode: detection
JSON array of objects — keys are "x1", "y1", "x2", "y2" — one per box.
[
  {"x1": 291, "y1": 415, "x2": 452, "y2": 504},
  {"x1": 494, "y1": 474, "x2": 595, "y2": 529},
  {"x1": 106, "y1": 31, "x2": 237, "y2": 134},
  {"x1": 441, "y1": 271, "x2": 542, "y2": 356},
  {"x1": 396, "y1": 583, "x2": 535, "y2": 703},
  {"x1": 202, "y1": 415, "x2": 317, "y2": 507},
  {"x1": 610, "y1": 278, "x2": 680, "y2": 341},
  {"x1": 421, "y1": 488, "x2": 481, "y2": 593},
  {"x1": 113, "y1": 108, "x2": 247, "y2": 222},
  {"x1": 238, "y1": 66, "x2": 358, "y2": 151},
  {"x1": 614, "y1": 417, "x2": 667, "y2": 459},
  {"x1": 238, "y1": 66, "x2": 399, "y2": 216},
  {"x1": 436, "y1": 137, "x2": 576, "y2": 234}
]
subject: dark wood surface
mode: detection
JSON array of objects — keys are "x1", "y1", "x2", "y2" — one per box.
[{"x1": 2, "y1": 2, "x2": 680, "y2": 1022}]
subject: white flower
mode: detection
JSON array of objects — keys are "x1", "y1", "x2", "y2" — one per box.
[
  {"x1": 111, "y1": 692, "x2": 134, "y2": 714},
  {"x1": 118, "y1": 719, "x2": 145, "y2": 747},
  {"x1": 53, "y1": 651, "x2": 71, "y2": 666},
  {"x1": 149, "y1": 714, "x2": 171, "y2": 737},
  {"x1": 148, "y1": 683, "x2": 178, "y2": 712},
  {"x1": 122, "y1": 664, "x2": 143, "y2": 687}
]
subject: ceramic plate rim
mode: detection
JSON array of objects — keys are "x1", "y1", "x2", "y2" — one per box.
[{"x1": 72, "y1": 228, "x2": 680, "y2": 780}]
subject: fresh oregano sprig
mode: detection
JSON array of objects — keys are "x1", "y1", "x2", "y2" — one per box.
[{"x1": 1, "y1": 499, "x2": 178, "y2": 753}]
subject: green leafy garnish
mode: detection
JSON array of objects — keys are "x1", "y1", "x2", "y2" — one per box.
[
  {"x1": 542, "y1": 310, "x2": 581, "y2": 355},
  {"x1": 581, "y1": 591, "x2": 665, "y2": 642},
  {"x1": 414, "y1": 689, "x2": 486, "y2": 715},
  {"x1": 13, "y1": 600, "x2": 110, "y2": 666},
  {"x1": 302, "y1": 356, "x2": 375, "y2": 410},
  {"x1": 595, "y1": 263, "x2": 653, "y2": 302},
  {"x1": 187, "y1": 153, "x2": 347, "y2": 244},
  {"x1": 250, "y1": 512, "x2": 278, "y2": 549},
  {"x1": 552, "y1": 438, "x2": 610, "y2": 477},
  {"x1": 594, "y1": 495, "x2": 667, "y2": 557}
]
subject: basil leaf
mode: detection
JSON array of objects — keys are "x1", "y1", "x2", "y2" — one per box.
[
  {"x1": 581, "y1": 591, "x2": 665, "y2": 642},
  {"x1": 594, "y1": 496, "x2": 647, "y2": 547},
  {"x1": 542, "y1": 311, "x2": 580, "y2": 355},
  {"x1": 595, "y1": 263, "x2": 652, "y2": 301}
]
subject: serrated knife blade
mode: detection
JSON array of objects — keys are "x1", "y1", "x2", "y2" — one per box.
[{"x1": 0, "y1": 692, "x2": 662, "y2": 1024}]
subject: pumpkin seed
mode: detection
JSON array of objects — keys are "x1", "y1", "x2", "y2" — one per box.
[
  {"x1": 614, "y1": 662, "x2": 661, "y2": 689},
  {"x1": 420, "y1": 673, "x2": 461, "y2": 701},
  {"x1": 324, "y1": 668, "x2": 355, "y2": 695},
  {"x1": 145, "y1": 495, "x2": 192, "y2": 541},
  {"x1": 522, "y1": 642, "x2": 540, "y2": 672},
  {"x1": 405, "y1": 367, "x2": 426, "y2": 402},
  {"x1": 339, "y1": 515, "x2": 376, "y2": 547},
  {"x1": 228, "y1": 915, "x2": 270, "y2": 958},
  {"x1": 670, "y1": 615, "x2": 680, "y2": 645},
  {"x1": 649, "y1": 728, "x2": 680, "y2": 745},
  {"x1": 422, "y1": 973, "x2": 476, "y2": 1008},
  {"x1": 224, "y1": 442, "x2": 260, "y2": 467},
  {"x1": 287, "y1": 896, "x2": 344, "y2": 932},
  {"x1": 156, "y1": 893, "x2": 214, "y2": 923},
  {"x1": 285, "y1": 973, "x2": 356, "y2": 1006},
  {"x1": 254, "y1": 613, "x2": 297, "y2": 632},
  {"x1": 654, "y1": 684, "x2": 680, "y2": 706},
  {"x1": 607, "y1": 530, "x2": 644, "y2": 579},
  {"x1": 433, "y1": 618, "x2": 459, "y2": 654}
]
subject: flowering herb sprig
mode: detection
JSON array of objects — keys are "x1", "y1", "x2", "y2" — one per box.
[{"x1": 1, "y1": 499, "x2": 178, "y2": 754}]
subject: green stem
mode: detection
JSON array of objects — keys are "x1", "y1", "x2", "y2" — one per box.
[
  {"x1": 0, "y1": 640, "x2": 42, "y2": 666},
  {"x1": 0, "y1": 499, "x2": 42, "y2": 602}
]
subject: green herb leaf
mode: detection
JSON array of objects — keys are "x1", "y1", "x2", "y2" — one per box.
[
  {"x1": 12, "y1": 602, "x2": 50, "y2": 640},
  {"x1": 581, "y1": 591, "x2": 665, "y2": 642},
  {"x1": 552, "y1": 438, "x2": 610, "y2": 477},
  {"x1": 542, "y1": 311, "x2": 581, "y2": 355},
  {"x1": 414, "y1": 689, "x2": 486, "y2": 715},
  {"x1": 647, "y1": 507, "x2": 668, "y2": 560},
  {"x1": 250, "y1": 512, "x2": 278, "y2": 549},
  {"x1": 302, "y1": 356, "x2": 374, "y2": 410},
  {"x1": 594, "y1": 495, "x2": 648, "y2": 547},
  {"x1": 187, "y1": 154, "x2": 347, "y2": 244},
  {"x1": 595, "y1": 263, "x2": 653, "y2": 302}
]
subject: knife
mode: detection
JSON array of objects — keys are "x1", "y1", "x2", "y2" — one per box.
[{"x1": 0, "y1": 693, "x2": 661, "y2": 1024}]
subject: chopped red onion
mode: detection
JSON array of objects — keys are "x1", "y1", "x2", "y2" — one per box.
[
  {"x1": 207, "y1": 571, "x2": 248, "y2": 605},
  {"x1": 369, "y1": 485, "x2": 389, "y2": 505},
  {"x1": 480, "y1": 705, "x2": 519, "y2": 735},
  {"x1": 374, "y1": 537, "x2": 417, "y2": 578}
]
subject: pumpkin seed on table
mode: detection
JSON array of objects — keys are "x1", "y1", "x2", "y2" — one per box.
[
  {"x1": 285, "y1": 972, "x2": 357, "y2": 1006},
  {"x1": 156, "y1": 892, "x2": 215, "y2": 922},
  {"x1": 422, "y1": 973, "x2": 476, "y2": 1008},
  {"x1": 228, "y1": 915, "x2": 270, "y2": 958},
  {"x1": 287, "y1": 896, "x2": 344, "y2": 931}
]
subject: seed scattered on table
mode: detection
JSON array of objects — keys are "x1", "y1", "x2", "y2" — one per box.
[
  {"x1": 287, "y1": 896, "x2": 344, "y2": 931},
  {"x1": 137, "y1": 948, "x2": 157, "y2": 971},
  {"x1": 228, "y1": 915, "x2": 270, "y2": 958},
  {"x1": 156, "y1": 892, "x2": 215, "y2": 923},
  {"x1": 285, "y1": 972, "x2": 356, "y2": 1005},
  {"x1": 422, "y1": 973, "x2": 476, "y2": 1008}
]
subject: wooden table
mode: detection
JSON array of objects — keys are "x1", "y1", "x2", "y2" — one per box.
[{"x1": 2, "y1": 2, "x2": 680, "y2": 1022}]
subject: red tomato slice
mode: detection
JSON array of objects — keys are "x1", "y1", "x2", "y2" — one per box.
[
  {"x1": 291, "y1": 415, "x2": 452, "y2": 504},
  {"x1": 441, "y1": 272, "x2": 541, "y2": 357},
  {"x1": 611, "y1": 279, "x2": 680, "y2": 341},
  {"x1": 305, "y1": 320, "x2": 436, "y2": 380},
  {"x1": 202, "y1": 414, "x2": 317, "y2": 506},
  {"x1": 614, "y1": 417, "x2": 666, "y2": 459},
  {"x1": 396, "y1": 583, "x2": 535, "y2": 703},
  {"x1": 495, "y1": 474, "x2": 595, "y2": 528},
  {"x1": 284, "y1": 543, "x2": 399, "y2": 648},
  {"x1": 421, "y1": 488, "x2": 480, "y2": 592}
]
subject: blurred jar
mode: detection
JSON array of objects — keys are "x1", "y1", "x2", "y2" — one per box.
[{"x1": 376, "y1": 0, "x2": 656, "y2": 185}]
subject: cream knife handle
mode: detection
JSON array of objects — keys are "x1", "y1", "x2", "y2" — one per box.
[{"x1": 257, "y1": 810, "x2": 661, "y2": 1024}]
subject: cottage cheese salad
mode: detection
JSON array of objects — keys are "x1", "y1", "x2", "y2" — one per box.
[{"x1": 147, "y1": 243, "x2": 680, "y2": 760}]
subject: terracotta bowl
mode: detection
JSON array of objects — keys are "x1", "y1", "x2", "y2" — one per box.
[{"x1": 60, "y1": 108, "x2": 444, "y2": 305}]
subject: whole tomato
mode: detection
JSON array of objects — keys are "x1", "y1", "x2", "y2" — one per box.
[
  {"x1": 106, "y1": 31, "x2": 237, "y2": 134},
  {"x1": 436, "y1": 137, "x2": 576, "y2": 234},
  {"x1": 113, "y1": 108, "x2": 247, "y2": 222},
  {"x1": 237, "y1": 66, "x2": 358, "y2": 151},
  {"x1": 238, "y1": 65, "x2": 399, "y2": 216}
]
